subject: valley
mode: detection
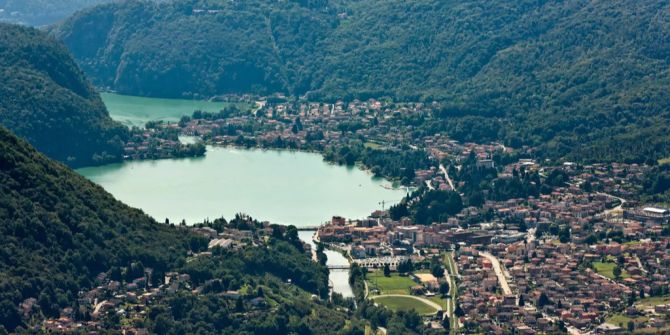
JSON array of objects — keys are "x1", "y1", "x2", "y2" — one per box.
[{"x1": 1, "y1": 1, "x2": 670, "y2": 334}]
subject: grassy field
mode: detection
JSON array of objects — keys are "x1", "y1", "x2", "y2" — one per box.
[
  {"x1": 637, "y1": 295, "x2": 670, "y2": 307},
  {"x1": 606, "y1": 314, "x2": 649, "y2": 328},
  {"x1": 593, "y1": 261, "x2": 629, "y2": 279},
  {"x1": 364, "y1": 141, "x2": 383, "y2": 149},
  {"x1": 367, "y1": 271, "x2": 417, "y2": 295},
  {"x1": 426, "y1": 296, "x2": 448, "y2": 310},
  {"x1": 372, "y1": 296, "x2": 438, "y2": 315}
]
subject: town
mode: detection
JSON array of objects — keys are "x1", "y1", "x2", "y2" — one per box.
[
  {"x1": 314, "y1": 163, "x2": 670, "y2": 334},
  {"x1": 112, "y1": 95, "x2": 670, "y2": 334}
]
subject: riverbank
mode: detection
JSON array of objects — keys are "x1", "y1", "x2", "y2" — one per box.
[{"x1": 298, "y1": 230, "x2": 354, "y2": 298}]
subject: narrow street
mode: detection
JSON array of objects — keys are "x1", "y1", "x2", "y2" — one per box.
[
  {"x1": 596, "y1": 192, "x2": 627, "y2": 217},
  {"x1": 479, "y1": 251, "x2": 512, "y2": 295},
  {"x1": 439, "y1": 164, "x2": 455, "y2": 190}
]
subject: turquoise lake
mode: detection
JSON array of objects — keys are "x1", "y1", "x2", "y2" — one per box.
[{"x1": 78, "y1": 145, "x2": 405, "y2": 227}]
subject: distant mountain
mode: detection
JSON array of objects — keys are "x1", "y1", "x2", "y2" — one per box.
[
  {"x1": 0, "y1": 23, "x2": 128, "y2": 167},
  {"x1": 53, "y1": 0, "x2": 670, "y2": 162},
  {"x1": 0, "y1": 0, "x2": 116, "y2": 26}
]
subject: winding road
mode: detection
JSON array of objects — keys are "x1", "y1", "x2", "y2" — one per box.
[{"x1": 596, "y1": 192, "x2": 627, "y2": 217}]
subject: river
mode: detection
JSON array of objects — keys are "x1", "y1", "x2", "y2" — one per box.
[{"x1": 298, "y1": 231, "x2": 354, "y2": 298}]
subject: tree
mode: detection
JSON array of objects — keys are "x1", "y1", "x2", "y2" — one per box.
[
  {"x1": 558, "y1": 227, "x2": 571, "y2": 243},
  {"x1": 454, "y1": 303, "x2": 464, "y2": 317},
  {"x1": 537, "y1": 292, "x2": 550, "y2": 308},
  {"x1": 397, "y1": 260, "x2": 413, "y2": 274},
  {"x1": 613, "y1": 266, "x2": 622, "y2": 279},
  {"x1": 518, "y1": 221, "x2": 527, "y2": 232},
  {"x1": 0, "y1": 300, "x2": 20, "y2": 332},
  {"x1": 617, "y1": 255, "x2": 626, "y2": 265},
  {"x1": 441, "y1": 316, "x2": 450, "y2": 331},
  {"x1": 639, "y1": 288, "x2": 645, "y2": 299},
  {"x1": 431, "y1": 264, "x2": 445, "y2": 278},
  {"x1": 518, "y1": 295, "x2": 525, "y2": 306},
  {"x1": 235, "y1": 297, "x2": 245, "y2": 312},
  {"x1": 627, "y1": 320, "x2": 635, "y2": 332},
  {"x1": 152, "y1": 314, "x2": 173, "y2": 335},
  {"x1": 383, "y1": 264, "x2": 391, "y2": 277},
  {"x1": 389, "y1": 202, "x2": 409, "y2": 220},
  {"x1": 557, "y1": 320, "x2": 567, "y2": 332},
  {"x1": 439, "y1": 282, "x2": 450, "y2": 297},
  {"x1": 584, "y1": 234, "x2": 598, "y2": 244}
]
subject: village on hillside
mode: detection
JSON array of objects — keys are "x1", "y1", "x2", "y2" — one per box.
[{"x1": 112, "y1": 95, "x2": 670, "y2": 334}]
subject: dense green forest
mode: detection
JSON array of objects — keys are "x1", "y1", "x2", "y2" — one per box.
[
  {"x1": 0, "y1": 125, "x2": 198, "y2": 331},
  {"x1": 0, "y1": 0, "x2": 115, "y2": 26},
  {"x1": 0, "y1": 23, "x2": 128, "y2": 167},
  {"x1": 0, "y1": 126, "x2": 392, "y2": 334},
  {"x1": 53, "y1": 0, "x2": 670, "y2": 162}
]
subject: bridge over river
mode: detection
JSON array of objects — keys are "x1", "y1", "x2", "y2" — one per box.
[
  {"x1": 327, "y1": 265, "x2": 350, "y2": 270},
  {"x1": 296, "y1": 226, "x2": 321, "y2": 231}
]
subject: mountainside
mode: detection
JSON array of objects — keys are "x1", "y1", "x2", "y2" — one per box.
[
  {"x1": 53, "y1": 0, "x2": 670, "y2": 162},
  {"x1": 0, "y1": 125, "x2": 195, "y2": 331},
  {"x1": 0, "y1": 126, "x2": 378, "y2": 335},
  {"x1": 0, "y1": 0, "x2": 115, "y2": 26},
  {"x1": 0, "y1": 23, "x2": 128, "y2": 167}
]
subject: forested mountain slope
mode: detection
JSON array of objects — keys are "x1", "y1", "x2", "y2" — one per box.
[
  {"x1": 0, "y1": 0, "x2": 115, "y2": 26},
  {"x1": 53, "y1": 0, "x2": 670, "y2": 162},
  {"x1": 0, "y1": 23, "x2": 128, "y2": 167},
  {"x1": 0, "y1": 125, "x2": 195, "y2": 331},
  {"x1": 0, "y1": 126, "x2": 373, "y2": 334}
]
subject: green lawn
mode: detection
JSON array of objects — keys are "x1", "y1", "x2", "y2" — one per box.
[
  {"x1": 367, "y1": 271, "x2": 417, "y2": 295},
  {"x1": 637, "y1": 295, "x2": 670, "y2": 307},
  {"x1": 364, "y1": 141, "x2": 383, "y2": 149},
  {"x1": 426, "y1": 296, "x2": 448, "y2": 310},
  {"x1": 593, "y1": 261, "x2": 629, "y2": 279},
  {"x1": 606, "y1": 314, "x2": 649, "y2": 328},
  {"x1": 371, "y1": 296, "x2": 438, "y2": 315}
]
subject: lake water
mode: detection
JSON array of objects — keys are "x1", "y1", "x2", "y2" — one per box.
[
  {"x1": 77, "y1": 146, "x2": 405, "y2": 227},
  {"x1": 101, "y1": 93, "x2": 249, "y2": 127},
  {"x1": 299, "y1": 231, "x2": 353, "y2": 298},
  {"x1": 85, "y1": 94, "x2": 400, "y2": 297}
]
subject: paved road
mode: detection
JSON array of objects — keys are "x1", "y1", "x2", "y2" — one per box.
[
  {"x1": 364, "y1": 279, "x2": 369, "y2": 299},
  {"x1": 527, "y1": 227, "x2": 536, "y2": 244},
  {"x1": 538, "y1": 309, "x2": 585, "y2": 335},
  {"x1": 634, "y1": 255, "x2": 648, "y2": 273},
  {"x1": 480, "y1": 252, "x2": 512, "y2": 295},
  {"x1": 370, "y1": 294, "x2": 443, "y2": 312},
  {"x1": 439, "y1": 164, "x2": 455, "y2": 190},
  {"x1": 444, "y1": 252, "x2": 461, "y2": 331},
  {"x1": 596, "y1": 192, "x2": 626, "y2": 217}
]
